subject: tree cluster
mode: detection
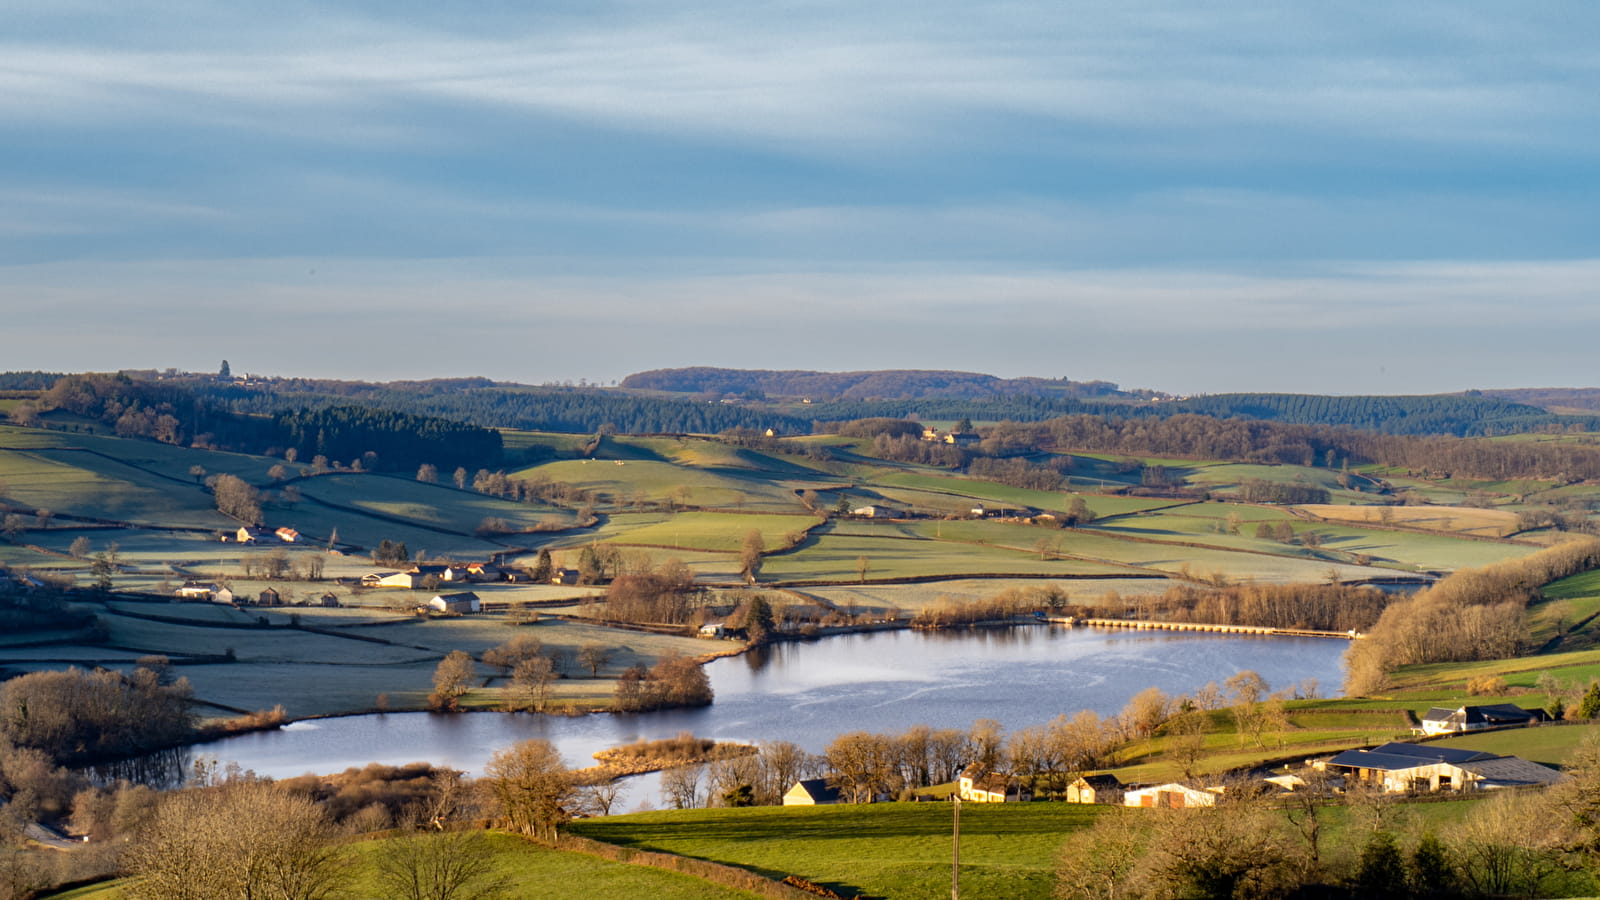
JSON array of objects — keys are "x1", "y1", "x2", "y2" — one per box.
[
  {"x1": 0, "y1": 664, "x2": 195, "y2": 766},
  {"x1": 600, "y1": 559, "x2": 705, "y2": 625},
  {"x1": 612, "y1": 657, "x2": 713, "y2": 712},
  {"x1": 1345, "y1": 538, "x2": 1600, "y2": 695}
]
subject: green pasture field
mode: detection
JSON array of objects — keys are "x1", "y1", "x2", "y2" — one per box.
[
  {"x1": 1387, "y1": 647, "x2": 1600, "y2": 692},
  {"x1": 1547, "y1": 570, "x2": 1600, "y2": 602},
  {"x1": 28, "y1": 527, "x2": 237, "y2": 566},
  {"x1": 1169, "y1": 501, "x2": 1295, "y2": 522},
  {"x1": 512, "y1": 459, "x2": 803, "y2": 512},
  {"x1": 570, "y1": 802, "x2": 1101, "y2": 900},
  {"x1": 98, "y1": 611, "x2": 436, "y2": 666},
  {"x1": 498, "y1": 429, "x2": 593, "y2": 457},
  {"x1": 760, "y1": 531, "x2": 1129, "y2": 582},
  {"x1": 868, "y1": 471, "x2": 1170, "y2": 517},
  {"x1": 0, "y1": 424, "x2": 285, "y2": 483},
  {"x1": 1436, "y1": 476, "x2": 1557, "y2": 496},
  {"x1": 335, "y1": 614, "x2": 708, "y2": 674},
  {"x1": 604, "y1": 511, "x2": 820, "y2": 552},
  {"x1": 0, "y1": 646, "x2": 151, "y2": 664},
  {"x1": 105, "y1": 599, "x2": 263, "y2": 625},
  {"x1": 1181, "y1": 463, "x2": 1374, "y2": 502},
  {"x1": 0, "y1": 446, "x2": 231, "y2": 529},
  {"x1": 46, "y1": 831, "x2": 769, "y2": 900},
  {"x1": 903, "y1": 519, "x2": 1376, "y2": 583},
  {"x1": 1071, "y1": 451, "x2": 1222, "y2": 468},
  {"x1": 184, "y1": 659, "x2": 446, "y2": 717},
  {"x1": 617, "y1": 435, "x2": 827, "y2": 478},
  {"x1": 1527, "y1": 588, "x2": 1600, "y2": 650},
  {"x1": 1432, "y1": 723, "x2": 1600, "y2": 766},
  {"x1": 1084, "y1": 516, "x2": 1343, "y2": 562},
  {"x1": 302, "y1": 473, "x2": 578, "y2": 533},
  {"x1": 1289, "y1": 523, "x2": 1535, "y2": 572},
  {"x1": 797, "y1": 577, "x2": 1171, "y2": 614}
]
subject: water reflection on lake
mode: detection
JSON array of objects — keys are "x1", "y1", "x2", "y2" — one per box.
[{"x1": 183, "y1": 625, "x2": 1348, "y2": 807}]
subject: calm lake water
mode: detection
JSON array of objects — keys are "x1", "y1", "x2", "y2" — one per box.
[{"x1": 184, "y1": 624, "x2": 1348, "y2": 799}]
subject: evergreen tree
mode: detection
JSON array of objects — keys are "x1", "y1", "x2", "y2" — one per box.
[
  {"x1": 1580, "y1": 681, "x2": 1600, "y2": 719},
  {"x1": 1355, "y1": 830, "x2": 1408, "y2": 898}
]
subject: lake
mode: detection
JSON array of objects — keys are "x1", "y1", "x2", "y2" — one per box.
[{"x1": 183, "y1": 624, "x2": 1349, "y2": 799}]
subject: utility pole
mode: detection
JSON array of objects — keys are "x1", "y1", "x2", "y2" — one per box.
[{"x1": 951, "y1": 796, "x2": 961, "y2": 900}]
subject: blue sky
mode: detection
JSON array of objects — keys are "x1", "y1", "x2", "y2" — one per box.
[{"x1": 2, "y1": 1, "x2": 1596, "y2": 393}]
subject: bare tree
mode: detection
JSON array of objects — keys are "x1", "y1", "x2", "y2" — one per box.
[
  {"x1": 372, "y1": 830, "x2": 509, "y2": 900},
  {"x1": 124, "y1": 781, "x2": 349, "y2": 900},
  {"x1": 510, "y1": 656, "x2": 557, "y2": 712},
  {"x1": 1054, "y1": 807, "x2": 1152, "y2": 900},
  {"x1": 209, "y1": 473, "x2": 262, "y2": 525},
  {"x1": 577, "y1": 643, "x2": 611, "y2": 677},
  {"x1": 739, "y1": 529, "x2": 765, "y2": 584},
  {"x1": 430, "y1": 651, "x2": 478, "y2": 710},
  {"x1": 660, "y1": 763, "x2": 704, "y2": 810},
  {"x1": 485, "y1": 739, "x2": 574, "y2": 840}
]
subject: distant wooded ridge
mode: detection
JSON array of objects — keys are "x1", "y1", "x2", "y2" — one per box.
[
  {"x1": 7, "y1": 369, "x2": 1600, "y2": 439},
  {"x1": 619, "y1": 366, "x2": 1144, "y2": 401}
]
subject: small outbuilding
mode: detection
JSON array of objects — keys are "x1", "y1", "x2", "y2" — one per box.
[
  {"x1": 958, "y1": 764, "x2": 1032, "y2": 803},
  {"x1": 235, "y1": 526, "x2": 272, "y2": 544},
  {"x1": 783, "y1": 779, "x2": 842, "y2": 806},
  {"x1": 1066, "y1": 774, "x2": 1124, "y2": 805},
  {"x1": 1418, "y1": 704, "x2": 1544, "y2": 736},
  {"x1": 1124, "y1": 783, "x2": 1218, "y2": 809},
  {"x1": 551, "y1": 568, "x2": 580, "y2": 586},
  {"x1": 256, "y1": 587, "x2": 282, "y2": 607},
  {"x1": 427, "y1": 592, "x2": 481, "y2": 615}
]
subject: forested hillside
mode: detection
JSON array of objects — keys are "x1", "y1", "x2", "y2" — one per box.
[
  {"x1": 619, "y1": 366, "x2": 1136, "y2": 400},
  {"x1": 27, "y1": 374, "x2": 503, "y2": 471}
]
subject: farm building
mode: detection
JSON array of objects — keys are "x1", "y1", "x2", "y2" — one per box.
[
  {"x1": 1066, "y1": 774, "x2": 1124, "y2": 805},
  {"x1": 254, "y1": 588, "x2": 282, "y2": 607},
  {"x1": 427, "y1": 592, "x2": 481, "y2": 615},
  {"x1": 783, "y1": 779, "x2": 842, "y2": 806},
  {"x1": 235, "y1": 526, "x2": 272, "y2": 544},
  {"x1": 318, "y1": 592, "x2": 340, "y2": 608},
  {"x1": 1319, "y1": 742, "x2": 1567, "y2": 793},
  {"x1": 1418, "y1": 704, "x2": 1544, "y2": 735},
  {"x1": 275, "y1": 527, "x2": 300, "y2": 543},
  {"x1": 363, "y1": 572, "x2": 419, "y2": 589},
  {"x1": 958, "y1": 765, "x2": 1032, "y2": 803},
  {"x1": 1124, "y1": 783, "x2": 1218, "y2": 809},
  {"x1": 850, "y1": 505, "x2": 896, "y2": 518},
  {"x1": 698, "y1": 623, "x2": 727, "y2": 639},
  {"x1": 466, "y1": 562, "x2": 504, "y2": 582},
  {"x1": 175, "y1": 581, "x2": 222, "y2": 600},
  {"x1": 410, "y1": 564, "x2": 465, "y2": 582},
  {"x1": 551, "y1": 568, "x2": 580, "y2": 585}
]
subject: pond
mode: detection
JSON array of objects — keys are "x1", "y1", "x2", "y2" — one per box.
[{"x1": 180, "y1": 624, "x2": 1349, "y2": 804}]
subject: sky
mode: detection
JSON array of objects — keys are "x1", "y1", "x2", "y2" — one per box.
[{"x1": 2, "y1": 1, "x2": 1597, "y2": 394}]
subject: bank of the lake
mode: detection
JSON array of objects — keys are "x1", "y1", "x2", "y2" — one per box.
[{"x1": 183, "y1": 624, "x2": 1347, "y2": 784}]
